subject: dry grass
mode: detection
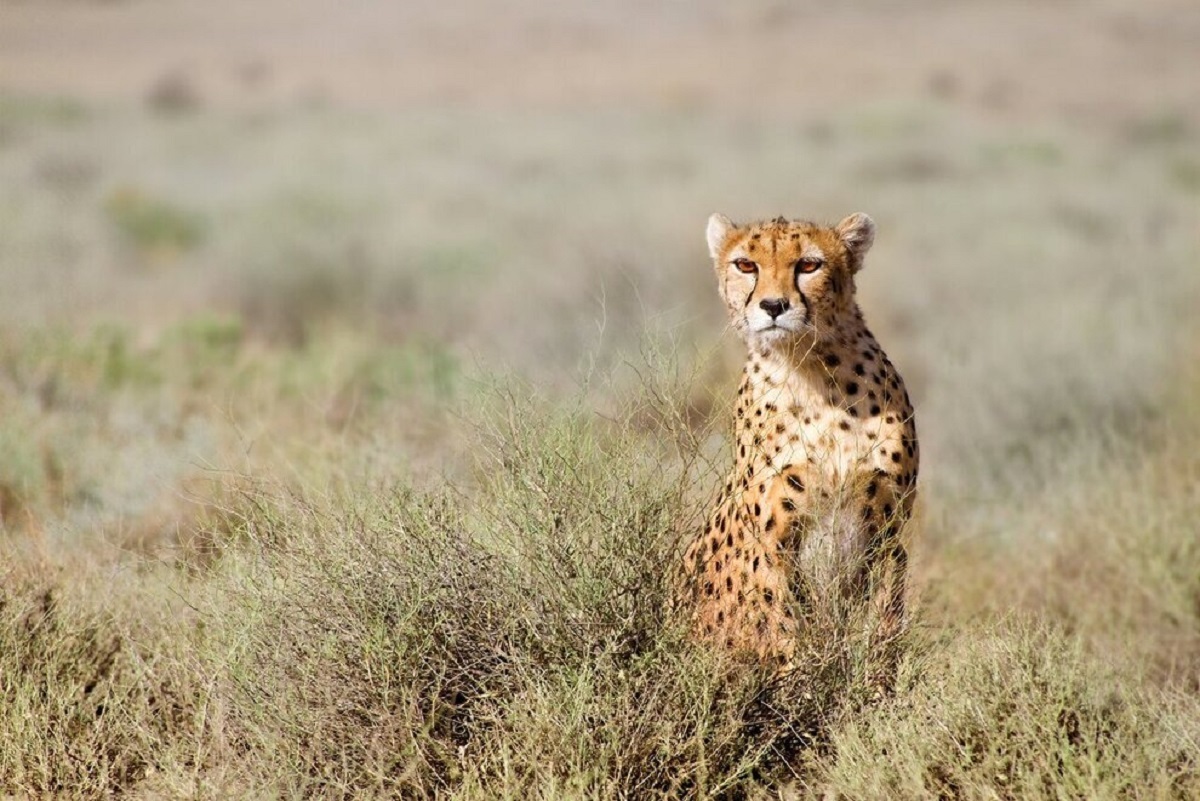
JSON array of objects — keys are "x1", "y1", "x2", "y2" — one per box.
[
  {"x1": 2, "y1": 354, "x2": 1197, "y2": 798},
  {"x1": 1, "y1": 1, "x2": 1199, "y2": 795}
]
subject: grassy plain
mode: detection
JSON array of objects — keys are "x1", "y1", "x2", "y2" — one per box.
[{"x1": 1, "y1": 1, "x2": 1199, "y2": 797}]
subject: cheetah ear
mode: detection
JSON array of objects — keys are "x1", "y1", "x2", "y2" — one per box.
[
  {"x1": 836, "y1": 212, "x2": 876, "y2": 271},
  {"x1": 706, "y1": 213, "x2": 734, "y2": 260}
]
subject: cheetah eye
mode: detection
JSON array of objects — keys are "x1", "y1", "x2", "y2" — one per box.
[
  {"x1": 795, "y1": 258, "x2": 824, "y2": 275},
  {"x1": 732, "y1": 258, "x2": 758, "y2": 274}
]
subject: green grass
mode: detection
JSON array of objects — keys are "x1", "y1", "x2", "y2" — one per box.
[{"x1": 104, "y1": 186, "x2": 206, "y2": 259}]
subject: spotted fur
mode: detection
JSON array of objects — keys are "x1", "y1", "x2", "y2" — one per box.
[{"x1": 680, "y1": 212, "x2": 919, "y2": 665}]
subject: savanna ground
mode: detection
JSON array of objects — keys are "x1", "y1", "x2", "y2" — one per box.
[{"x1": 1, "y1": 0, "x2": 1199, "y2": 797}]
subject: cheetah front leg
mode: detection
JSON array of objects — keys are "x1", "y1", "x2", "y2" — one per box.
[
  {"x1": 870, "y1": 532, "x2": 908, "y2": 643},
  {"x1": 863, "y1": 491, "x2": 912, "y2": 694}
]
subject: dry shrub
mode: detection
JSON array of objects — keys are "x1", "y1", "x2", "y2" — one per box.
[
  {"x1": 201, "y1": 375, "x2": 906, "y2": 799},
  {"x1": 0, "y1": 574, "x2": 198, "y2": 796},
  {"x1": 2, "y1": 352, "x2": 1196, "y2": 798}
]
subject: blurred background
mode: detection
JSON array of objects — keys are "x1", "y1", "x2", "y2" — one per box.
[
  {"x1": 2, "y1": 2, "x2": 1200, "y2": 795},
  {"x1": 0, "y1": 0, "x2": 1197, "y2": 571}
]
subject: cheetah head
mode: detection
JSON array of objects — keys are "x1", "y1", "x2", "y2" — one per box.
[{"x1": 706, "y1": 213, "x2": 875, "y2": 348}]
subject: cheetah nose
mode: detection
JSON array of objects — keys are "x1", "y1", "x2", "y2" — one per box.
[{"x1": 759, "y1": 298, "x2": 789, "y2": 319}]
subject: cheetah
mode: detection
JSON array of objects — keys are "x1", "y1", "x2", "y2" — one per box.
[{"x1": 680, "y1": 212, "x2": 919, "y2": 667}]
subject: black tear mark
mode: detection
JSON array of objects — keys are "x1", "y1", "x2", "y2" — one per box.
[{"x1": 797, "y1": 289, "x2": 811, "y2": 322}]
